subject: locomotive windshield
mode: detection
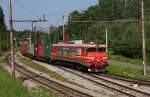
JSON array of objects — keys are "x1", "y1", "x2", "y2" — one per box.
[{"x1": 86, "y1": 48, "x2": 106, "y2": 53}]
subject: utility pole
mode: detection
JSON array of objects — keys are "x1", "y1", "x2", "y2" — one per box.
[
  {"x1": 30, "y1": 22, "x2": 34, "y2": 43},
  {"x1": 34, "y1": 26, "x2": 37, "y2": 43},
  {"x1": 49, "y1": 25, "x2": 53, "y2": 43},
  {"x1": 140, "y1": 0, "x2": 147, "y2": 76},
  {"x1": 62, "y1": 15, "x2": 65, "y2": 42},
  {"x1": 0, "y1": 41, "x2": 1, "y2": 56},
  {"x1": 105, "y1": 27, "x2": 108, "y2": 52},
  {"x1": 0, "y1": 31, "x2": 1, "y2": 56},
  {"x1": 8, "y1": 0, "x2": 15, "y2": 76}
]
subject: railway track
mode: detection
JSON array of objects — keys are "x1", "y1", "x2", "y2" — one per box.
[
  {"x1": 99, "y1": 74, "x2": 150, "y2": 87},
  {"x1": 5, "y1": 54, "x2": 93, "y2": 97},
  {"x1": 55, "y1": 66, "x2": 150, "y2": 97},
  {"x1": 12, "y1": 53, "x2": 150, "y2": 97}
]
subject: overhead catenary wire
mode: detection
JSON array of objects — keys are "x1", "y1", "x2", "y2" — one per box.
[
  {"x1": 14, "y1": 0, "x2": 39, "y2": 18},
  {"x1": 70, "y1": 19, "x2": 139, "y2": 23}
]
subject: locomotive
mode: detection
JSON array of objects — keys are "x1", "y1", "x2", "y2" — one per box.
[{"x1": 20, "y1": 40, "x2": 109, "y2": 72}]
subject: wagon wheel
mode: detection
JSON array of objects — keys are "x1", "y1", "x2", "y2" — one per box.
[{"x1": 76, "y1": 64, "x2": 83, "y2": 71}]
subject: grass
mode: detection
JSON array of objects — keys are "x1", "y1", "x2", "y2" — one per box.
[
  {"x1": 17, "y1": 56, "x2": 86, "y2": 89},
  {"x1": 0, "y1": 66, "x2": 30, "y2": 97},
  {"x1": 0, "y1": 55, "x2": 5, "y2": 64},
  {"x1": 0, "y1": 61, "x2": 61, "y2": 97},
  {"x1": 0, "y1": 54, "x2": 61, "y2": 97},
  {"x1": 109, "y1": 54, "x2": 143, "y2": 65},
  {"x1": 0, "y1": 50, "x2": 8, "y2": 57},
  {"x1": 29, "y1": 86, "x2": 62, "y2": 97},
  {"x1": 0, "y1": 58, "x2": 3, "y2": 64},
  {"x1": 108, "y1": 51, "x2": 150, "y2": 66},
  {"x1": 18, "y1": 57, "x2": 71, "y2": 82},
  {"x1": 107, "y1": 64, "x2": 150, "y2": 80}
]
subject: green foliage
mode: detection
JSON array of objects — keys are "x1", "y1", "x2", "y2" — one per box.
[
  {"x1": 0, "y1": 66, "x2": 61, "y2": 97},
  {"x1": 0, "y1": 6, "x2": 7, "y2": 52},
  {"x1": 0, "y1": 67, "x2": 30, "y2": 97},
  {"x1": 109, "y1": 53, "x2": 143, "y2": 65},
  {"x1": 66, "y1": 0, "x2": 150, "y2": 61}
]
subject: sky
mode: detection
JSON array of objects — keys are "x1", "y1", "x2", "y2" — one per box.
[{"x1": 0, "y1": 0, "x2": 98, "y2": 31}]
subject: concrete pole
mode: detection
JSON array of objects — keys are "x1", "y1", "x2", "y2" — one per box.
[
  {"x1": 9, "y1": 0, "x2": 15, "y2": 76},
  {"x1": 62, "y1": 15, "x2": 65, "y2": 42},
  {"x1": 34, "y1": 26, "x2": 37, "y2": 43},
  {"x1": 141, "y1": 0, "x2": 147, "y2": 76},
  {"x1": 0, "y1": 41, "x2": 1, "y2": 56},
  {"x1": 30, "y1": 22, "x2": 34, "y2": 43},
  {"x1": 106, "y1": 27, "x2": 108, "y2": 52}
]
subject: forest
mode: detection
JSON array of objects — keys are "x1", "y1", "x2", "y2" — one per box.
[
  {"x1": 0, "y1": 0, "x2": 150, "y2": 61},
  {"x1": 0, "y1": 6, "x2": 7, "y2": 53},
  {"x1": 66, "y1": 0, "x2": 150, "y2": 60}
]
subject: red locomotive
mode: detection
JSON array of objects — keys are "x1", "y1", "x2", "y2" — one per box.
[
  {"x1": 20, "y1": 40, "x2": 109, "y2": 72},
  {"x1": 51, "y1": 40, "x2": 108, "y2": 72}
]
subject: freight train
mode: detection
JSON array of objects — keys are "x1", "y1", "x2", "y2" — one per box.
[{"x1": 20, "y1": 40, "x2": 109, "y2": 72}]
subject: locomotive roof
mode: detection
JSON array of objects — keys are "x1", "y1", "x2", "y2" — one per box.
[{"x1": 53, "y1": 43, "x2": 106, "y2": 48}]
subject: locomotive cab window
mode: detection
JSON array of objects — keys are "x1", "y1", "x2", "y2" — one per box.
[{"x1": 86, "y1": 48, "x2": 106, "y2": 53}]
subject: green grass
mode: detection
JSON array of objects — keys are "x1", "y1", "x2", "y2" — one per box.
[
  {"x1": 17, "y1": 56, "x2": 86, "y2": 89},
  {"x1": 0, "y1": 58, "x2": 3, "y2": 64},
  {"x1": 0, "y1": 50, "x2": 8, "y2": 57},
  {"x1": 29, "y1": 86, "x2": 61, "y2": 97},
  {"x1": 0, "y1": 56, "x2": 61, "y2": 97},
  {"x1": 0, "y1": 65, "x2": 61, "y2": 97},
  {"x1": 108, "y1": 51, "x2": 150, "y2": 66},
  {"x1": 0, "y1": 66, "x2": 30, "y2": 97},
  {"x1": 18, "y1": 57, "x2": 71, "y2": 82},
  {"x1": 107, "y1": 64, "x2": 150, "y2": 80}
]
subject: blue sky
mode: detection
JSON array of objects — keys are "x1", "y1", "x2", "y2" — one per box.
[{"x1": 1, "y1": 0, "x2": 98, "y2": 30}]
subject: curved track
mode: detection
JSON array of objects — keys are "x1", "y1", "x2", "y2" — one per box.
[
  {"x1": 12, "y1": 53, "x2": 150, "y2": 97},
  {"x1": 99, "y1": 74, "x2": 150, "y2": 87},
  {"x1": 5, "y1": 54, "x2": 93, "y2": 97},
  {"x1": 55, "y1": 66, "x2": 150, "y2": 97}
]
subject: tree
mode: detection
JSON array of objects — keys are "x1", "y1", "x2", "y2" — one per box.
[
  {"x1": 0, "y1": 6, "x2": 7, "y2": 53},
  {"x1": 66, "y1": 0, "x2": 149, "y2": 59}
]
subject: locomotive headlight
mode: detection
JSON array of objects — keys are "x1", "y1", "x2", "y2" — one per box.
[
  {"x1": 102, "y1": 57, "x2": 108, "y2": 61},
  {"x1": 91, "y1": 57, "x2": 94, "y2": 62},
  {"x1": 87, "y1": 57, "x2": 94, "y2": 65}
]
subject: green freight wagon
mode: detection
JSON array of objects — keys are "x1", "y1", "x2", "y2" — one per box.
[
  {"x1": 43, "y1": 41, "x2": 51, "y2": 61},
  {"x1": 28, "y1": 43, "x2": 35, "y2": 57}
]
